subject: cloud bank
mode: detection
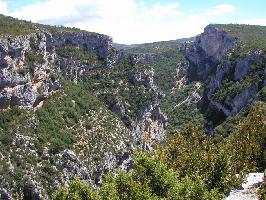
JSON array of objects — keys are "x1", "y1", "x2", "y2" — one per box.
[{"x1": 0, "y1": 0, "x2": 242, "y2": 44}]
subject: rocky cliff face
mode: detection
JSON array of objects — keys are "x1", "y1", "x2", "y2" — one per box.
[
  {"x1": 133, "y1": 103, "x2": 167, "y2": 150},
  {"x1": 0, "y1": 30, "x2": 115, "y2": 109},
  {"x1": 183, "y1": 25, "x2": 266, "y2": 131},
  {"x1": 52, "y1": 31, "x2": 116, "y2": 67},
  {"x1": 0, "y1": 33, "x2": 57, "y2": 109},
  {"x1": 182, "y1": 25, "x2": 237, "y2": 82}
]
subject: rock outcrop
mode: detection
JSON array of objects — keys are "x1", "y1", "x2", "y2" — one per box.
[
  {"x1": 133, "y1": 103, "x2": 167, "y2": 150},
  {"x1": 130, "y1": 68, "x2": 154, "y2": 88},
  {"x1": 52, "y1": 31, "x2": 115, "y2": 67},
  {"x1": 0, "y1": 33, "x2": 57, "y2": 109},
  {"x1": 182, "y1": 25, "x2": 237, "y2": 82},
  {"x1": 183, "y1": 25, "x2": 265, "y2": 131},
  {"x1": 0, "y1": 30, "x2": 116, "y2": 109}
]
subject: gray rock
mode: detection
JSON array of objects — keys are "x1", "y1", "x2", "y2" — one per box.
[
  {"x1": 130, "y1": 68, "x2": 154, "y2": 88},
  {"x1": 112, "y1": 102, "x2": 126, "y2": 117},
  {"x1": 183, "y1": 25, "x2": 264, "y2": 132},
  {"x1": 53, "y1": 31, "x2": 114, "y2": 67},
  {"x1": 129, "y1": 54, "x2": 155, "y2": 65},
  {"x1": 182, "y1": 25, "x2": 237, "y2": 81},
  {"x1": 234, "y1": 52, "x2": 262, "y2": 81},
  {"x1": 133, "y1": 103, "x2": 167, "y2": 150},
  {"x1": 0, "y1": 33, "x2": 58, "y2": 109}
]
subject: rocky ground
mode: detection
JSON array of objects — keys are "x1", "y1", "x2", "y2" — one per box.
[{"x1": 226, "y1": 173, "x2": 264, "y2": 200}]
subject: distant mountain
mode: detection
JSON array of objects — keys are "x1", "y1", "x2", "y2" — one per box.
[{"x1": 114, "y1": 36, "x2": 196, "y2": 51}]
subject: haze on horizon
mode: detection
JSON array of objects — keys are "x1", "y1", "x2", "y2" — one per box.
[{"x1": 0, "y1": 0, "x2": 265, "y2": 44}]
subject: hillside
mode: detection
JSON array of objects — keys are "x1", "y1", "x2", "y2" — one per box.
[
  {"x1": 0, "y1": 15, "x2": 265, "y2": 199},
  {"x1": 183, "y1": 24, "x2": 266, "y2": 136}
]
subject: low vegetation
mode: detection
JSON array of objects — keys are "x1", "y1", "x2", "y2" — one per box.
[
  {"x1": 214, "y1": 24, "x2": 266, "y2": 53},
  {"x1": 53, "y1": 102, "x2": 266, "y2": 199}
]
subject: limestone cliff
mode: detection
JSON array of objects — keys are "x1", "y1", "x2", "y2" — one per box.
[{"x1": 183, "y1": 25, "x2": 266, "y2": 131}]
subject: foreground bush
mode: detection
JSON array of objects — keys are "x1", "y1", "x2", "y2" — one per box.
[
  {"x1": 53, "y1": 152, "x2": 222, "y2": 200},
  {"x1": 53, "y1": 102, "x2": 266, "y2": 200}
]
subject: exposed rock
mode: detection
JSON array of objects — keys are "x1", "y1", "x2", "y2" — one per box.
[
  {"x1": 118, "y1": 152, "x2": 132, "y2": 171},
  {"x1": 57, "y1": 58, "x2": 96, "y2": 82},
  {"x1": 0, "y1": 33, "x2": 57, "y2": 109},
  {"x1": 234, "y1": 52, "x2": 263, "y2": 81},
  {"x1": 129, "y1": 54, "x2": 156, "y2": 65},
  {"x1": 226, "y1": 173, "x2": 264, "y2": 200},
  {"x1": 130, "y1": 68, "x2": 154, "y2": 88},
  {"x1": 1, "y1": 190, "x2": 12, "y2": 200},
  {"x1": 55, "y1": 149, "x2": 92, "y2": 181},
  {"x1": 111, "y1": 101, "x2": 126, "y2": 118},
  {"x1": 52, "y1": 31, "x2": 115, "y2": 67},
  {"x1": 183, "y1": 25, "x2": 265, "y2": 131},
  {"x1": 182, "y1": 25, "x2": 237, "y2": 81},
  {"x1": 133, "y1": 103, "x2": 167, "y2": 150}
]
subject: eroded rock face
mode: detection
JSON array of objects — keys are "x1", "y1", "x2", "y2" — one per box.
[
  {"x1": 53, "y1": 32, "x2": 115, "y2": 67},
  {"x1": 0, "y1": 27, "x2": 169, "y2": 199},
  {"x1": 129, "y1": 54, "x2": 156, "y2": 65},
  {"x1": 182, "y1": 25, "x2": 237, "y2": 81},
  {"x1": 183, "y1": 25, "x2": 265, "y2": 131},
  {"x1": 130, "y1": 68, "x2": 154, "y2": 88},
  {"x1": 0, "y1": 30, "x2": 116, "y2": 109},
  {"x1": 133, "y1": 103, "x2": 167, "y2": 150},
  {"x1": 197, "y1": 25, "x2": 237, "y2": 60},
  {"x1": 0, "y1": 33, "x2": 57, "y2": 109},
  {"x1": 234, "y1": 51, "x2": 263, "y2": 81}
]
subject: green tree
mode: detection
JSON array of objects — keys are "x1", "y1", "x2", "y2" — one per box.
[
  {"x1": 226, "y1": 102, "x2": 266, "y2": 172},
  {"x1": 52, "y1": 179, "x2": 100, "y2": 200}
]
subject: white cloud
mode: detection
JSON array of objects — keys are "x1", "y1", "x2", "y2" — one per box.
[
  {"x1": 7, "y1": 0, "x2": 236, "y2": 44},
  {"x1": 206, "y1": 4, "x2": 235, "y2": 16},
  {"x1": 9, "y1": 0, "x2": 200, "y2": 44},
  {"x1": 240, "y1": 18, "x2": 266, "y2": 26},
  {"x1": 0, "y1": 0, "x2": 8, "y2": 15}
]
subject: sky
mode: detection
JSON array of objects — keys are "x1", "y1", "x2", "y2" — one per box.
[{"x1": 0, "y1": 0, "x2": 265, "y2": 44}]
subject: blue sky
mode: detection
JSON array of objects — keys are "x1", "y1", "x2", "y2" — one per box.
[{"x1": 0, "y1": 0, "x2": 265, "y2": 44}]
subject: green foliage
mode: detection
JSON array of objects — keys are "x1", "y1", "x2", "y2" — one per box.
[
  {"x1": 56, "y1": 46, "x2": 98, "y2": 63},
  {"x1": 0, "y1": 107, "x2": 25, "y2": 147},
  {"x1": 0, "y1": 14, "x2": 101, "y2": 36},
  {"x1": 213, "y1": 73, "x2": 262, "y2": 103},
  {"x1": 83, "y1": 57, "x2": 158, "y2": 125},
  {"x1": 123, "y1": 40, "x2": 185, "y2": 93},
  {"x1": 157, "y1": 124, "x2": 239, "y2": 195},
  {"x1": 0, "y1": 14, "x2": 36, "y2": 36},
  {"x1": 122, "y1": 40, "x2": 203, "y2": 132},
  {"x1": 124, "y1": 41, "x2": 181, "y2": 55},
  {"x1": 161, "y1": 83, "x2": 204, "y2": 133},
  {"x1": 52, "y1": 179, "x2": 100, "y2": 200},
  {"x1": 225, "y1": 102, "x2": 266, "y2": 172},
  {"x1": 214, "y1": 24, "x2": 266, "y2": 53},
  {"x1": 212, "y1": 109, "x2": 247, "y2": 141},
  {"x1": 53, "y1": 152, "x2": 222, "y2": 200},
  {"x1": 261, "y1": 86, "x2": 266, "y2": 101},
  {"x1": 34, "y1": 80, "x2": 108, "y2": 153}
]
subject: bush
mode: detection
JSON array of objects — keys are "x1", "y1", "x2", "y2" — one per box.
[
  {"x1": 157, "y1": 123, "x2": 239, "y2": 194},
  {"x1": 53, "y1": 151, "x2": 225, "y2": 200},
  {"x1": 225, "y1": 102, "x2": 266, "y2": 172}
]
